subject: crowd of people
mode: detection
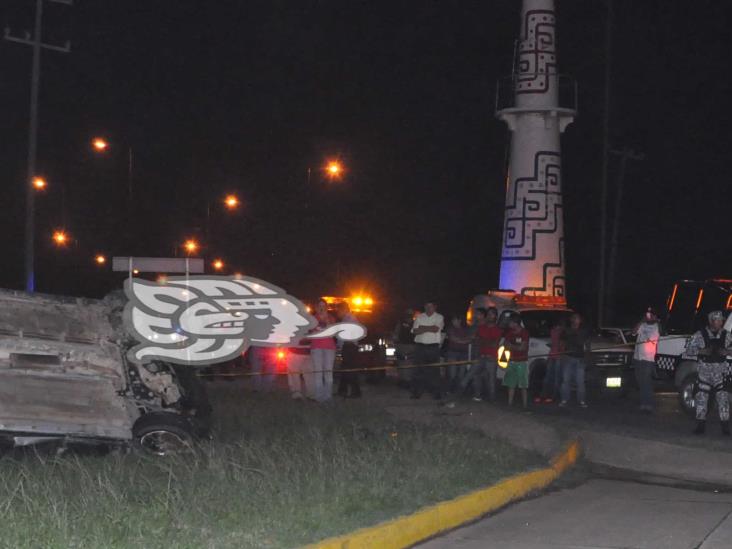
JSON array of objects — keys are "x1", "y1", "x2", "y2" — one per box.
[
  {"x1": 247, "y1": 297, "x2": 732, "y2": 436},
  {"x1": 398, "y1": 302, "x2": 592, "y2": 409}
]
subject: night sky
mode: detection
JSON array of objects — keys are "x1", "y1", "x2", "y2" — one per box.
[{"x1": 1, "y1": 0, "x2": 730, "y2": 324}]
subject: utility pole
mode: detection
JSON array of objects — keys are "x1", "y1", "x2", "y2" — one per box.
[
  {"x1": 606, "y1": 147, "x2": 644, "y2": 322},
  {"x1": 597, "y1": 0, "x2": 613, "y2": 326},
  {"x1": 4, "y1": 0, "x2": 72, "y2": 292}
]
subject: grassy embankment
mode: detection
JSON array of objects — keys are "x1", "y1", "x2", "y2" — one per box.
[{"x1": 0, "y1": 383, "x2": 542, "y2": 548}]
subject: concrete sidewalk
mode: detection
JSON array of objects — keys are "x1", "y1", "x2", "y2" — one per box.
[
  {"x1": 418, "y1": 479, "x2": 732, "y2": 549},
  {"x1": 381, "y1": 392, "x2": 732, "y2": 488},
  {"x1": 580, "y1": 429, "x2": 732, "y2": 487}
]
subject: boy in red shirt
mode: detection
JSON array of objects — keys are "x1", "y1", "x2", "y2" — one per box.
[{"x1": 502, "y1": 313, "x2": 530, "y2": 408}]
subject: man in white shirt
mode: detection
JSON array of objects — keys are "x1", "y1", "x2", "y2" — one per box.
[
  {"x1": 632, "y1": 308, "x2": 660, "y2": 413},
  {"x1": 410, "y1": 301, "x2": 444, "y2": 399}
]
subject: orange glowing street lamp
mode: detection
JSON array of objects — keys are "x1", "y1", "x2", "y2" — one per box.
[
  {"x1": 94, "y1": 254, "x2": 107, "y2": 265},
  {"x1": 32, "y1": 176, "x2": 47, "y2": 190},
  {"x1": 92, "y1": 137, "x2": 109, "y2": 152},
  {"x1": 52, "y1": 230, "x2": 69, "y2": 246},
  {"x1": 212, "y1": 258, "x2": 224, "y2": 271},
  {"x1": 223, "y1": 194, "x2": 240, "y2": 210},
  {"x1": 325, "y1": 160, "x2": 344, "y2": 180},
  {"x1": 183, "y1": 239, "x2": 199, "y2": 255}
]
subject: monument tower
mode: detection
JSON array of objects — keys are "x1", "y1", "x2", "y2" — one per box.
[{"x1": 496, "y1": 0, "x2": 576, "y2": 303}]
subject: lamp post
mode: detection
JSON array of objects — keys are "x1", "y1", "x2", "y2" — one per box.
[
  {"x1": 205, "y1": 193, "x2": 241, "y2": 240},
  {"x1": 307, "y1": 159, "x2": 346, "y2": 185},
  {"x1": 325, "y1": 160, "x2": 343, "y2": 180},
  {"x1": 91, "y1": 137, "x2": 133, "y2": 200},
  {"x1": 4, "y1": 0, "x2": 73, "y2": 292}
]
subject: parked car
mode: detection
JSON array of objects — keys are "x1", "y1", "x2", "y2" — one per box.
[{"x1": 0, "y1": 288, "x2": 210, "y2": 455}]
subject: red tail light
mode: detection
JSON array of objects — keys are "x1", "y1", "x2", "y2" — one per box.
[{"x1": 274, "y1": 349, "x2": 288, "y2": 373}]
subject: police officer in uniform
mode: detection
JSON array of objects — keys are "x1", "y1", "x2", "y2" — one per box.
[{"x1": 686, "y1": 311, "x2": 732, "y2": 435}]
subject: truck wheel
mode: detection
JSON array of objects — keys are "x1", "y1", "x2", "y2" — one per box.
[
  {"x1": 679, "y1": 374, "x2": 698, "y2": 418},
  {"x1": 133, "y1": 413, "x2": 195, "y2": 456}
]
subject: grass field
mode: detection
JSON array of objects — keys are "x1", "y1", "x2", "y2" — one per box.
[{"x1": 0, "y1": 382, "x2": 542, "y2": 548}]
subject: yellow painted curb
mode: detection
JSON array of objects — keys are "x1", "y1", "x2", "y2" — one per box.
[{"x1": 308, "y1": 440, "x2": 580, "y2": 549}]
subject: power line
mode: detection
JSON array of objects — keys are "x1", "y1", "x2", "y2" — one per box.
[{"x1": 4, "y1": 0, "x2": 73, "y2": 293}]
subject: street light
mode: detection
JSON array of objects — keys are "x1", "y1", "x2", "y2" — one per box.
[
  {"x1": 52, "y1": 229, "x2": 68, "y2": 246},
  {"x1": 90, "y1": 136, "x2": 133, "y2": 199},
  {"x1": 223, "y1": 194, "x2": 240, "y2": 210},
  {"x1": 183, "y1": 239, "x2": 199, "y2": 255},
  {"x1": 94, "y1": 254, "x2": 106, "y2": 265},
  {"x1": 325, "y1": 160, "x2": 344, "y2": 180},
  {"x1": 212, "y1": 258, "x2": 224, "y2": 271},
  {"x1": 91, "y1": 137, "x2": 109, "y2": 152},
  {"x1": 32, "y1": 176, "x2": 47, "y2": 190}
]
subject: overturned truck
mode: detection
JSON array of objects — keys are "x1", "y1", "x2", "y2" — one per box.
[{"x1": 0, "y1": 288, "x2": 210, "y2": 455}]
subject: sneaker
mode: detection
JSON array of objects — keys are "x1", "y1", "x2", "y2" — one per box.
[
  {"x1": 579, "y1": 401, "x2": 588, "y2": 408},
  {"x1": 558, "y1": 401, "x2": 568, "y2": 408},
  {"x1": 472, "y1": 397, "x2": 483, "y2": 402},
  {"x1": 543, "y1": 397, "x2": 554, "y2": 404}
]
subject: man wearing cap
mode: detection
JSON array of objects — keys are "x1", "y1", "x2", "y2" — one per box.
[{"x1": 686, "y1": 311, "x2": 732, "y2": 435}]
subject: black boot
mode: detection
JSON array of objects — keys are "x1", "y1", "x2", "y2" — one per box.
[
  {"x1": 722, "y1": 421, "x2": 730, "y2": 436},
  {"x1": 693, "y1": 420, "x2": 706, "y2": 435}
]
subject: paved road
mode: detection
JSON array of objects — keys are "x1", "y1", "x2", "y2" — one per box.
[{"x1": 418, "y1": 479, "x2": 732, "y2": 549}]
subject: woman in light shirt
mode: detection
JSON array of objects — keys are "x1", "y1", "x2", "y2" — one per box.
[{"x1": 310, "y1": 299, "x2": 337, "y2": 402}]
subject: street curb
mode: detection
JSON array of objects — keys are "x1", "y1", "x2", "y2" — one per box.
[{"x1": 307, "y1": 439, "x2": 580, "y2": 549}]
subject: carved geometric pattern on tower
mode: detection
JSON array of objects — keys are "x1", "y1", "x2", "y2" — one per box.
[
  {"x1": 521, "y1": 237, "x2": 566, "y2": 298},
  {"x1": 502, "y1": 150, "x2": 562, "y2": 261},
  {"x1": 516, "y1": 9, "x2": 556, "y2": 94}
]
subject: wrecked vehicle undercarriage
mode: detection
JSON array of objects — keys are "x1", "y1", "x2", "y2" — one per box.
[{"x1": 0, "y1": 288, "x2": 210, "y2": 455}]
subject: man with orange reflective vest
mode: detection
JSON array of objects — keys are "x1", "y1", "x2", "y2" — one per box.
[
  {"x1": 502, "y1": 313, "x2": 530, "y2": 409},
  {"x1": 686, "y1": 311, "x2": 732, "y2": 435}
]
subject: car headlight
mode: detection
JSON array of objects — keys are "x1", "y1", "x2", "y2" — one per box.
[{"x1": 359, "y1": 344, "x2": 374, "y2": 352}]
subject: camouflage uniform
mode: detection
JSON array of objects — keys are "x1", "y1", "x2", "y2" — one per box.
[{"x1": 686, "y1": 327, "x2": 732, "y2": 421}]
